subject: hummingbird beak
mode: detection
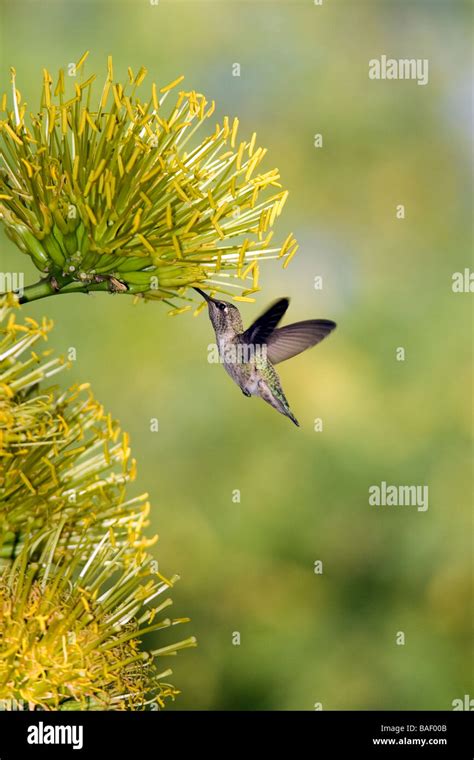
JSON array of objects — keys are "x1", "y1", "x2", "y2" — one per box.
[{"x1": 193, "y1": 287, "x2": 217, "y2": 304}]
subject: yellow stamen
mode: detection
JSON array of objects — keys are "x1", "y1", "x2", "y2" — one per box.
[
  {"x1": 171, "y1": 180, "x2": 190, "y2": 203},
  {"x1": 168, "y1": 305, "x2": 192, "y2": 316},
  {"x1": 54, "y1": 69, "x2": 65, "y2": 97},
  {"x1": 231, "y1": 117, "x2": 239, "y2": 148},
  {"x1": 72, "y1": 155, "x2": 80, "y2": 181},
  {"x1": 135, "y1": 67, "x2": 147, "y2": 87},
  {"x1": 20, "y1": 159, "x2": 34, "y2": 178},
  {"x1": 137, "y1": 233, "x2": 155, "y2": 255},
  {"x1": 283, "y1": 244, "x2": 298, "y2": 268},
  {"x1": 105, "y1": 113, "x2": 116, "y2": 140},
  {"x1": 172, "y1": 234, "x2": 182, "y2": 258},
  {"x1": 139, "y1": 191, "x2": 153, "y2": 209},
  {"x1": 2, "y1": 123, "x2": 23, "y2": 146},
  {"x1": 131, "y1": 209, "x2": 142, "y2": 233},
  {"x1": 85, "y1": 110, "x2": 99, "y2": 133},
  {"x1": 75, "y1": 51, "x2": 90, "y2": 71},
  {"x1": 85, "y1": 204, "x2": 98, "y2": 225},
  {"x1": 236, "y1": 142, "x2": 245, "y2": 171},
  {"x1": 125, "y1": 147, "x2": 141, "y2": 173},
  {"x1": 241, "y1": 259, "x2": 256, "y2": 280},
  {"x1": 112, "y1": 84, "x2": 123, "y2": 109},
  {"x1": 184, "y1": 210, "x2": 200, "y2": 234},
  {"x1": 43, "y1": 69, "x2": 52, "y2": 107},
  {"x1": 19, "y1": 471, "x2": 36, "y2": 494},
  {"x1": 279, "y1": 232, "x2": 294, "y2": 258},
  {"x1": 160, "y1": 75, "x2": 185, "y2": 94},
  {"x1": 248, "y1": 131, "x2": 257, "y2": 156},
  {"x1": 152, "y1": 83, "x2": 159, "y2": 111},
  {"x1": 277, "y1": 190, "x2": 289, "y2": 215},
  {"x1": 166, "y1": 204, "x2": 173, "y2": 230},
  {"x1": 61, "y1": 107, "x2": 68, "y2": 135}
]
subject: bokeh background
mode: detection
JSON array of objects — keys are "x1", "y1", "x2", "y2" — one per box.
[{"x1": 1, "y1": 0, "x2": 472, "y2": 709}]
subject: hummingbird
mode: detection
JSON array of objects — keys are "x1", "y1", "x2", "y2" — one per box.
[{"x1": 194, "y1": 288, "x2": 336, "y2": 426}]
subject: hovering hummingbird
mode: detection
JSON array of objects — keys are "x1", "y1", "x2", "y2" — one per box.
[{"x1": 194, "y1": 288, "x2": 336, "y2": 426}]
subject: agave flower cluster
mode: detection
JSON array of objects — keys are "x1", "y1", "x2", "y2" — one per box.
[
  {"x1": 0, "y1": 295, "x2": 196, "y2": 709},
  {"x1": 0, "y1": 53, "x2": 298, "y2": 310}
]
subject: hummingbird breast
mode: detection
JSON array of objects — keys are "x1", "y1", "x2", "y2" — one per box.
[
  {"x1": 217, "y1": 334, "x2": 299, "y2": 425},
  {"x1": 218, "y1": 335, "x2": 257, "y2": 391}
]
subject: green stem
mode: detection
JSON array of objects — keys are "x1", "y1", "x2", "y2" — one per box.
[
  {"x1": 1, "y1": 276, "x2": 141, "y2": 305},
  {"x1": 17, "y1": 279, "x2": 59, "y2": 304}
]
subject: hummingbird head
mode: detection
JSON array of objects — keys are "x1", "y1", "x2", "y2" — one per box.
[{"x1": 194, "y1": 288, "x2": 243, "y2": 334}]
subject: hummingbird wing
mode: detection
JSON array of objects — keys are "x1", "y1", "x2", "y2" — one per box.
[
  {"x1": 241, "y1": 298, "x2": 289, "y2": 346},
  {"x1": 266, "y1": 319, "x2": 336, "y2": 364}
]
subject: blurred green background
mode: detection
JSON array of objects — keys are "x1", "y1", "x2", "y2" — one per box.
[{"x1": 1, "y1": 0, "x2": 472, "y2": 709}]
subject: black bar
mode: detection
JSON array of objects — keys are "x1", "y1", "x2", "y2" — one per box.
[{"x1": 0, "y1": 710, "x2": 471, "y2": 757}]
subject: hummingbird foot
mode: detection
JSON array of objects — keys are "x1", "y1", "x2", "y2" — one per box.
[{"x1": 241, "y1": 388, "x2": 251, "y2": 397}]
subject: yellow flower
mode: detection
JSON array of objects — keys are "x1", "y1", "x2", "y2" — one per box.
[
  {"x1": 0, "y1": 295, "x2": 147, "y2": 555},
  {"x1": 0, "y1": 526, "x2": 196, "y2": 710},
  {"x1": 0, "y1": 53, "x2": 298, "y2": 307},
  {"x1": 0, "y1": 296, "x2": 195, "y2": 709}
]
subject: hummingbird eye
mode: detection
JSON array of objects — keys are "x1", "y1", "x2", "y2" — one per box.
[{"x1": 217, "y1": 302, "x2": 227, "y2": 311}]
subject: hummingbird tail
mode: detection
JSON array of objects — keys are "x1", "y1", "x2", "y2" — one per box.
[
  {"x1": 287, "y1": 410, "x2": 300, "y2": 427},
  {"x1": 257, "y1": 376, "x2": 300, "y2": 427}
]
